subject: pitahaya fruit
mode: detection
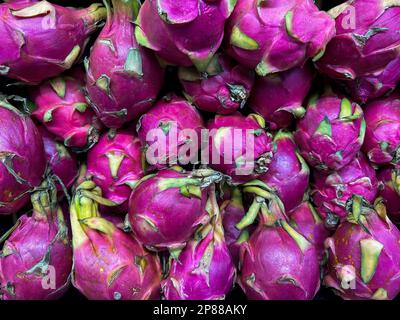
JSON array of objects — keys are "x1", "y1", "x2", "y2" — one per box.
[
  {"x1": 0, "y1": 1, "x2": 106, "y2": 83},
  {"x1": 31, "y1": 68, "x2": 103, "y2": 151},
  {"x1": 0, "y1": 180, "x2": 72, "y2": 300},
  {"x1": 225, "y1": 0, "x2": 335, "y2": 76},
  {"x1": 207, "y1": 113, "x2": 274, "y2": 184},
  {"x1": 85, "y1": 0, "x2": 164, "y2": 129},
  {"x1": 70, "y1": 180, "x2": 162, "y2": 300},
  {"x1": 135, "y1": 0, "x2": 236, "y2": 72},
  {"x1": 315, "y1": 0, "x2": 400, "y2": 103},
  {"x1": 362, "y1": 93, "x2": 400, "y2": 165},
  {"x1": 377, "y1": 166, "x2": 400, "y2": 224},
  {"x1": 178, "y1": 53, "x2": 255, "y2": 115},
  {"x1": 295, "y1": 94, "x2": 366, "y2": 171},
  {"x1": 249, "y1": 65, "x2": 314, "y2": 130},
  {"x1": 324, "y1": 196, "x2": 400, "y2": 300},
  {"x1": 86, "y1": 128, "x2": 145, "y2": 213},
  {"x1": 0, "y1": 98, "x2": 46, "y2": 215},
  {"x1": 162, "y1": 185, "x2": 236, "y2": 300},
  {"x1": 312, "y1": 153, "x2": 379, "y2": 228},
  {"x1": 137, "y1": 95, "x2": 205, "y2": 169}
]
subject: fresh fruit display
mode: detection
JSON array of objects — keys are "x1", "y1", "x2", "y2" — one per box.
[{"x1": 377, "y1": 166, "x2": 400, "y2": 223}]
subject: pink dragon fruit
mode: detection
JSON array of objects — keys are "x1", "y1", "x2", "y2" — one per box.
[
  {"x1": 377, "y1": 166, "x2": 400, "y2": 223},
  {"x1": 86, "y1": 128, "x2": 145, "y2": 212},
  {"x1": 249, "y1": 65, "x2": 314, "y2": 130},
  {"x1": 0, "y1": 1, "x2": 106, "y2": 83},
  {"x1": 0, "y1": 98, "x2": 46, "y2": 215},
  {"x1": 324, "y1": 196, "x2": 400, "y2": 300},
  {"x1": 128, "y1": 168, "x2": 223, "y2": 251},
  {"x1": 207, "y1": 113, "x2": 274, "y2": 184},
  {"x1": 225, "y1": 0, "x2": 335, "y2": 76},
  {"x1": 135, "y1": 0, "x2": 236, "y2": 72},
  {"x1": 295, "y1": 94, "x2": 366, "y2": 171},
  {"x1": 136, "y1": 95, "x2": 205, "y2": 169},
  {"x1": 31, "y1": 68, "x2": 103, "y2": 151},
  {"x1": 178, "y1": 54, "x2": 255, "y2": 115},
  {"x1": 162, "y1": 185, "x2": 236, "y2": 300},
  {"x1": 312, "y1": 153, "x2": 379, "y2": 228},
  {"x1": 70, "y1": 180, "x2": 162, "y2": 300},
  {"x1": 0, "y1": 180, "x2": 72, "y2": 300},
  {"x1": 315, "y1": 0, "x2": 400, "y2": 103},
  {"x1": 85, "y1": 0, "x2": 164, "y2": 129},
  {"x1": 362, "y1": 93, "x2": 400, "y2": 165}
]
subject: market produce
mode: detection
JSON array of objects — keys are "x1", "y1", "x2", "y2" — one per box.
[{"x1": 377, "y1": 166, "x2": 400, "y2": 223}]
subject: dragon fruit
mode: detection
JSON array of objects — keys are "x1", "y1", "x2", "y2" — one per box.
[
  {"x1": 137, "y1": 95, "x2": 205, "y2": 169},
  {"x1": 324, "y1": 196, "x2": 400, "y2": 300},
  {"x1": 295, "y1": 94, "x2": 366, "y2": 171},
  {"x1": 207, "y1": 113, "x2": 274, "y2": 184},
  {"x1": 85, "y1": 0, "x2": 164, "y2": 129},
  {"x1": 128, "y1": 168, "x2": 223, "y2": 251},
  {"x1": 225, "y1": 0, "x2": 335, "y2": 76},
  {"x1": 315, "y1": 0, "x2": 400, "y2": 103},
  {"x1": 135, "y1": 0, "x2": 236, "y2": 72},
  {"x1": 249, "y1": 65, "x2": 314, "y2": 130},
  {"x1": 362, "y1": 93, "x2": 400, "y2": 165},
  {"x1": 178, "y1": 54, "x2": 255, "y2": 115},
  {"x1": 31, "y1": 68, "x2": 103, "y2": 151},
  {"x1": 0, "y1": 98, "x2": 46, "y2": 215},
  {"x1": 70, "y1": 180, "x2": 162, "y2": 300},
  {"x1": 0, "y1": 179, "x2": 72, "y2": 300},
  {"x1": 377, "y1": 166, "x2": 400, "y2": 223},
  {"x1": 312, "y1": 153, "x2": 379, "y2": 228},
  {"x1": 162, "y1": 185, "x2": 236, "y2": 300},
  {"x1": 0, "y1": 0, "x2": 106, "y2": 84},
  {"x1": 86, "y1": 129, "x2": 145, "y2": 213}
]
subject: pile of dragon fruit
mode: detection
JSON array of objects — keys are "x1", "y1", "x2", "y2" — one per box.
[{"x1": 0, "y1": 0, "x2": 399, "y2": 301}]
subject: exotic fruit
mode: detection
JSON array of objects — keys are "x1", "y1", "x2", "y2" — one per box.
[
  {"x1": 178, "y1": 54, "x2": 255, "y2": 115},
  {"x1": 137, "y1": 95, "x2": 205, "y2": 169},
  {"x1": 324, "y1": 196, "x2": 400, "y2": 300},
  {"x1": 225, "y1": 0, "x2": 335, "y2": 76},
  {"x1": 87, "y1": 129, "x2": 145, "y2": 212},
  {"x1": 377, "y1": 166, "x2": 400, "y2": 223},
  {"x1": 162, "y1": 186, "x2": 236, "y2": 300},
  {"x1": 135, "y1": 0, "x2": 236, "y2": 72},
  {"x1": 249, "y1": 65, "x2": 314, "y2": 129},
  {"x1": 362, "y1": 93, "x2": 400, "y2": 165},
  {"x1": 31, "y1": 69, "x2": 103, "y2": 151},
  {"x1": 312, "y1": 153, "x2": 379, "y2": 228},
  {"x1": 0, "y1": 98, "x2": 46, "y2": 215},
  {"x1": 70, "y1": 180, "x2": 162, "y2": 300},
  {"x1": 316, "y1": 0, "x2": 400, "y2": 103},
  {"x1": 295, "y1": 95, "x2": 365, "y2": 171},
  {"x1": 0, "y1": 180, "x2": 72, "y2": 300},
  {"x1": 85, "y1": 0, "x2": 164, "y2": 129},
  {"x1": 0, "y1": 1, "x2": 107, "y2": 83},
  {"x1": 207, "y1": 113, "x2": 274, "y2": 184},
  {"x1": 128, "y1": 168, "x2": 223, "y2": 250}
]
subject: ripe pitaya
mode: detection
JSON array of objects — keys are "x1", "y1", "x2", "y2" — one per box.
[
  {"x1": 377, "y1": 166, "x2": 400, "y2": 223},
  {"x1": 85, "y1": 0, "x2": 164, "y2": 129},
  {"x1": 70, "y1": 180, "x2": 162, "y2": 300},
  {"x1": 324, "y1": 196, "x2": 400, "y2": 300},
  {"x1": 135, "y1": 0, "x2": 236, "y2": 72},
  {"x1": 207, "y1": 113, "x2": 274, "y2": 184},
  {"x1": 178, "y1": 54, "x2": 255, "y2": 115},
  {"x1": 0, "y1": 180, "x2": 72, "y2": 300},
  {"x1": 0, "y1": 1, "x2": 106, "y2": 83},
  {"x1": 225, "y1": 0, "x2": 335, "y2": 76},
  {"x1": 312, "y1": 153, "x2": 379, "y2": 228},
  {"x1": 249, "y1": 65, "x2": 314, "y2": 130},
  {"x1": 137, "y1": 95, "x2": 205, "y2": 169},
  {"x1": 362, "y1": 93, "x2": 400, "y2": 165},
  {"x1": 315, "y1": 0, "x2": 400, "y2": 103},
  {"x1": 31, "y1": 68, "x2": 103, "y2": 151},
  {"x1": 295, "y1": 94, "x2": 366, "y2": 171},
  {"x1": 0, "y1": 98, "x2": 46, "y2": 215}
]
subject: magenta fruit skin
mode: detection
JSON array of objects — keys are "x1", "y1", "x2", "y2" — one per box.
[
  {"x1": 377, "y1": 166, "x2": 400, "y2": 224},
  {"x1": 136, "y1": 95, "x2": 205, "y2": 169},
  {"x1": 0, "y1": 1, "x2": 106, "y2": 83},
  {"x1": 85, "y1": 0, "x2": 164, "y2": 129}
]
